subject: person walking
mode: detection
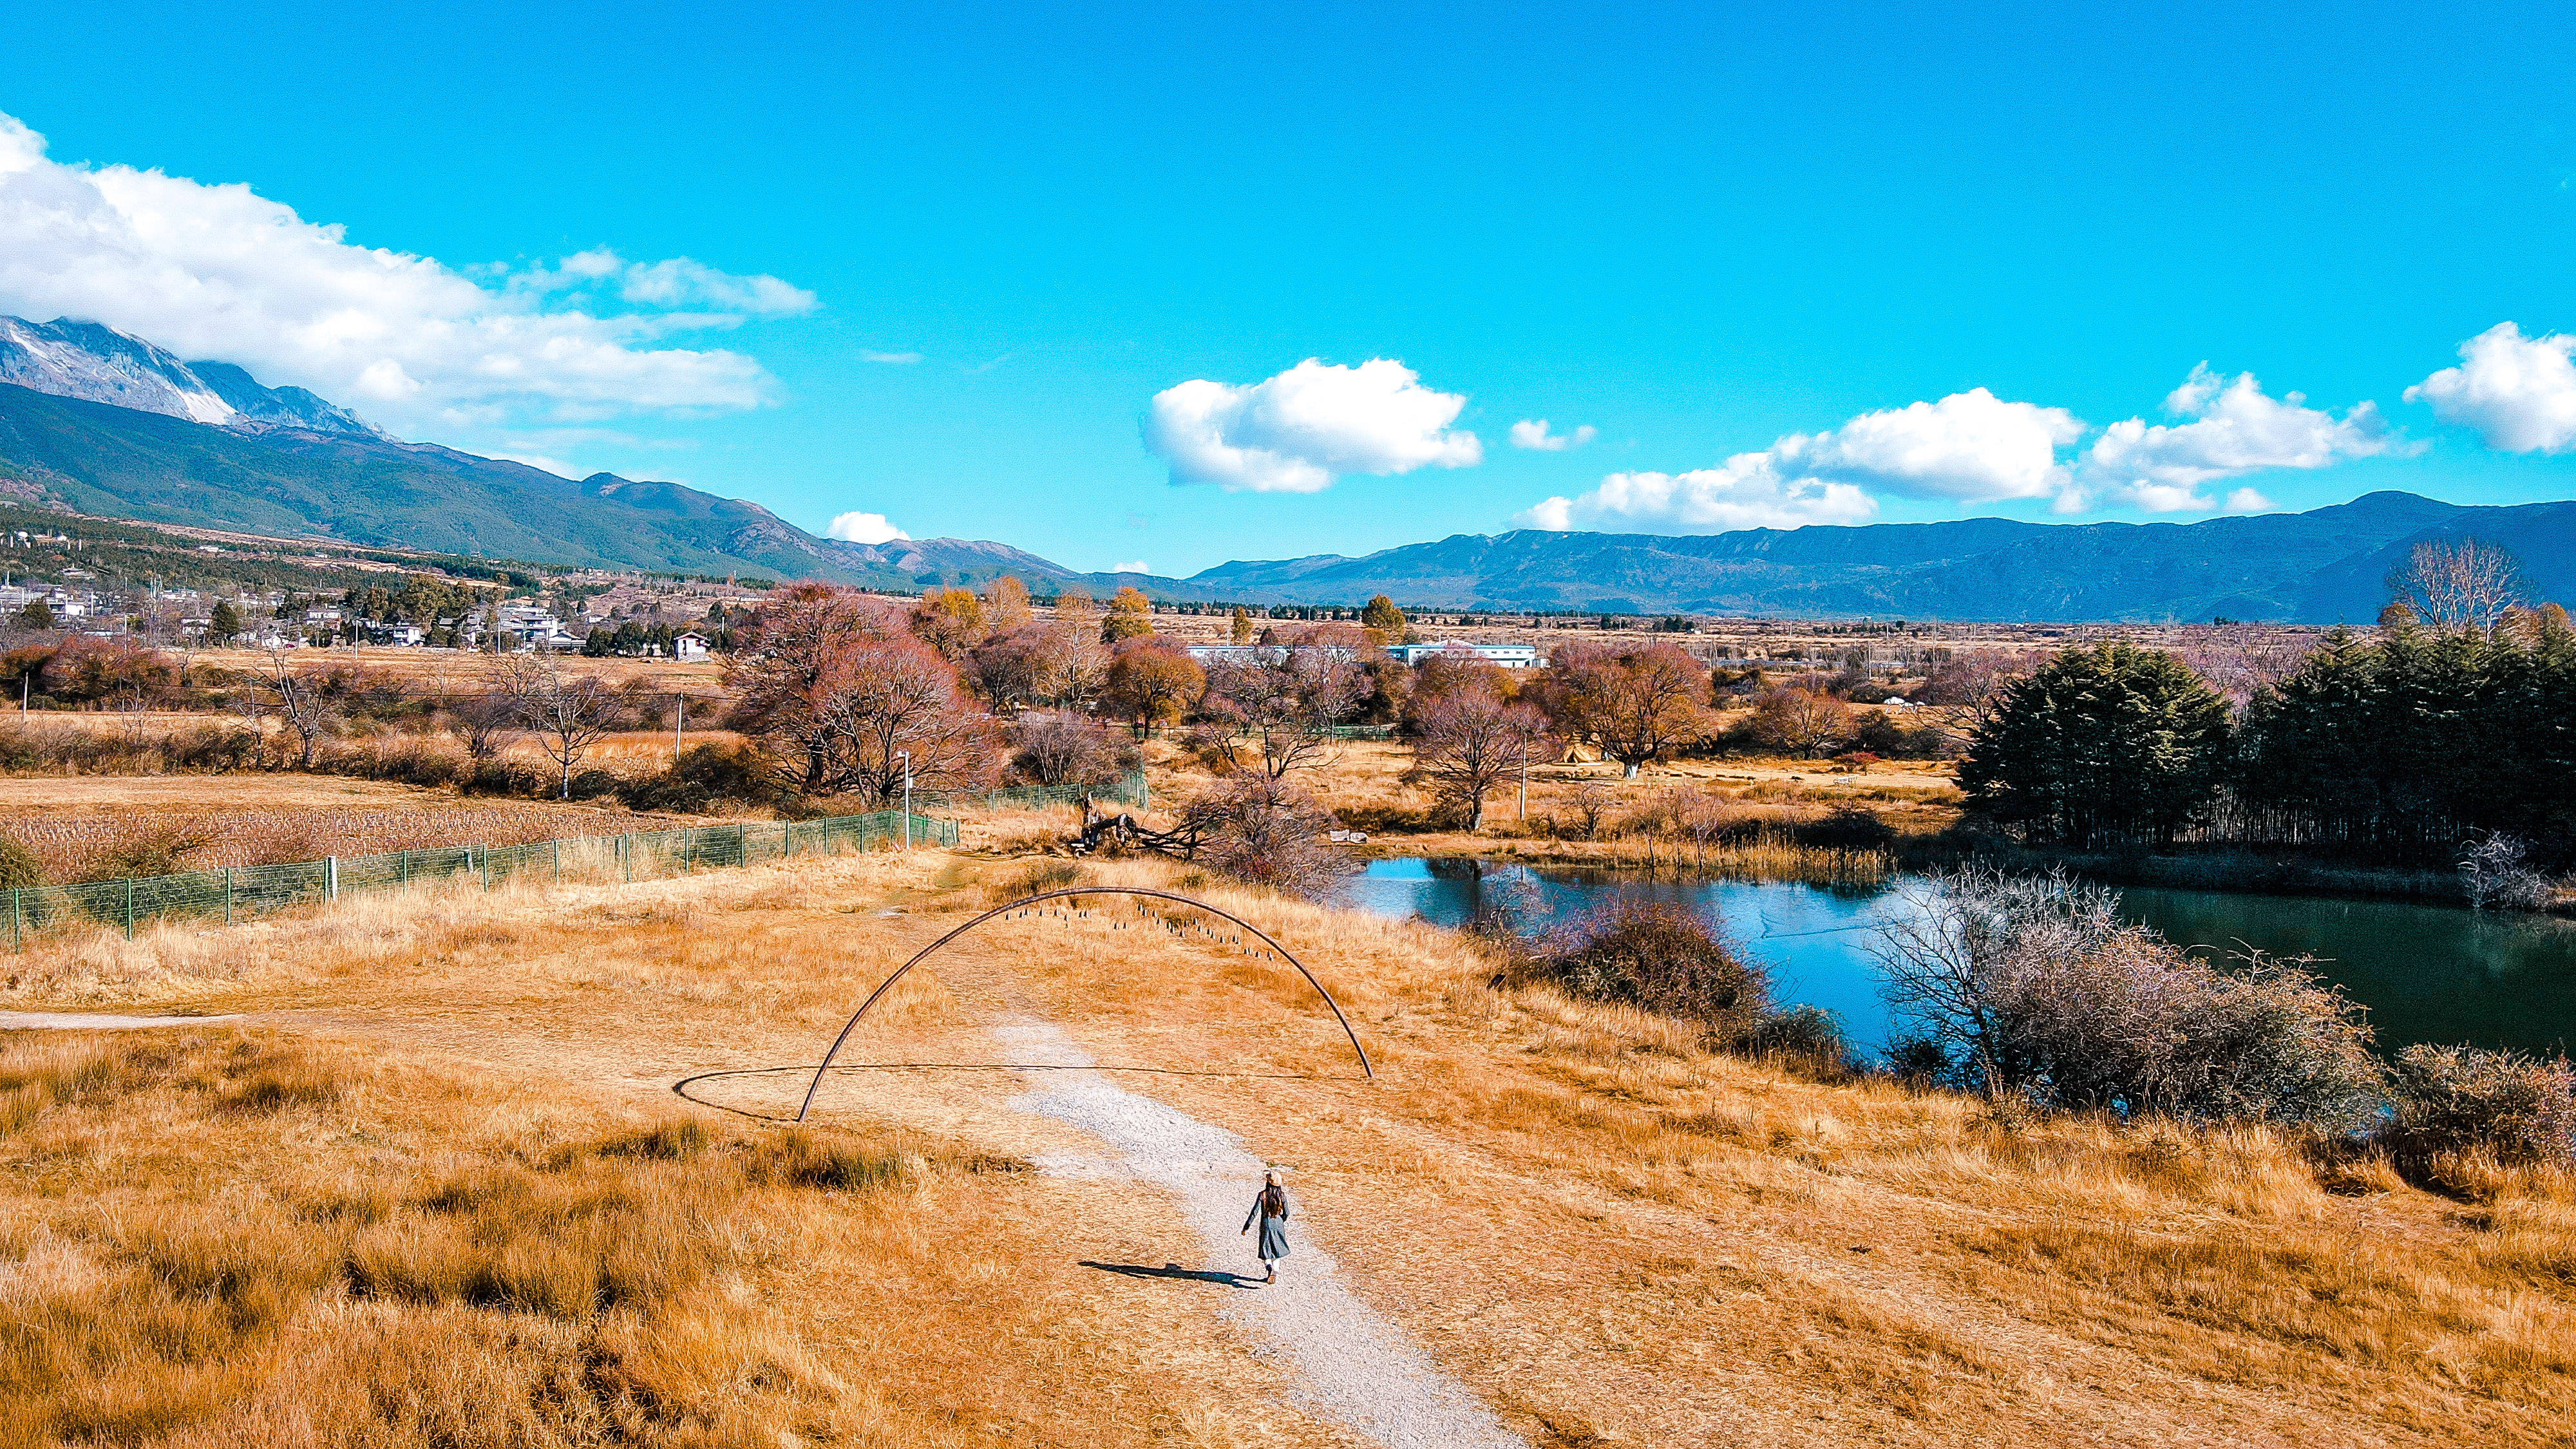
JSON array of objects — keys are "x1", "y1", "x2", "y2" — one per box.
[{"x1": 1241, "y1": 1168, "x2": 1291, "y2": 1284}]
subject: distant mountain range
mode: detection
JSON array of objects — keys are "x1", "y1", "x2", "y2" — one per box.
[
  {"x1": 0, "y1": 317, "x2": 1099, "y2": 591},
  {"x1": 1186, "y1": 495, "x2": 2576, "y2": 623},
  {"x1": 0, "y1": 315, "x2": 2567, "y2": 621}
]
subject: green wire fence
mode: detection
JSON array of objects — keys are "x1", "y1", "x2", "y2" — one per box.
[{"x1": 5, "y1": 808, "x2": 959, "y2": 952}]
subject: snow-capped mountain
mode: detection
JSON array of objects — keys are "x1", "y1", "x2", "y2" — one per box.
[{"x1": 0, "y1": 316, "x2": 381, "y2": 437}]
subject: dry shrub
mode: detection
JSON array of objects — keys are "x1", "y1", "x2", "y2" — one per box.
[
  {"x1": 1007, "y1": 712, "x2": 1134, "y2": 788},
  {"x1": 2382, "y1": 1045, "x2": 2576, "y2": 1194},
  {"x1": 1519, "y1": 900, "x2": 1850, "y2": 1072},
  {"x1": 0, "y1": 835, "x2": 38, "y2": 889},
  {"x1": 1877, "y1": 867, "x2": 2386, "y2": 1130},
  {"x1": 1180, "y1": 774, "x2": 1339, "y2": 895},
  {"x1": 1549, "y1": 900, "x2": 1770, "y2": 1027}
]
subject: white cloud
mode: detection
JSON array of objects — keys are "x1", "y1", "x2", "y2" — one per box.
[
  {"x1": 1516, "y1": 369, "x2": 2398, "y2": 533},
  {"x1": 862, "y1": 350, "x2": 923, "y2": 365},
  {"x1": 0, "y1": 109, "x2": 810, "y2": 441},
  {"x1": 1778, "y1": 388, "x2": 2084, "y2": 502},
  {"x1": 2072, "y1": 364, "x2": 2398, "y2": 512},
  {"x1": 1515, "y1": 386, "x2": 2069, "y2": 533},
  {"x1": 1144, "y1": 357, "x2": 1481, "y2": 492},
  {"x1": 1109, "y1": 560, "x2": 1149, "y2": 574},
  {"x1": 2405, "y1": 322, "x2": 2576, "y2": 453},
  {"x1": 1510, "y1": 419, "x2": 1596, "y2": 451},
  {"x1": 1515, "y1": 455, "x2": 1878, "y2": 533},
  {"x1": 825, "y1": 511, "x2": 909, "y2": 545}
]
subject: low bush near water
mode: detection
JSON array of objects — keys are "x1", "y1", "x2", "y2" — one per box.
[
  {"x1": 1873, "y1": 866, "x2": 2386, "y2": 1131},
  {"x1": 2382, "y1": 1044, "x2": 2576, "y2": 1191},
  {"x1": 1506, "y1": 899, "x2": 1850, "y2": 1072}
]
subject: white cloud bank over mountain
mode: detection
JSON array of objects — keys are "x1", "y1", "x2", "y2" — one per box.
[
  {"x1": 2070, "y1": 365, "x2": 2398, "y2": 513},
  {"x1": 2407, "y1": 322, "x2": 2576, "y2": 455},
  {"x1": 1144, "y1": 357, "x2": 1481, "y2": 492},
  {"x1": 825, "y1": 511, "x2": 909, "y2": 545},
  {"x1": 1520, "y1": 368, "x2": 2396, "y2": 533},
  {"x1": 0, "y1": 110, "x2": 811, "y2": 439}
]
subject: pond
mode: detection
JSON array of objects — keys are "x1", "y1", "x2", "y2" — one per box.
[{"x1": 1342, "y1": 858, "x2": 2576, "y2": 1057}]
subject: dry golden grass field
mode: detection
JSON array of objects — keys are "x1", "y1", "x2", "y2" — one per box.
[
  {"x1": 0, "y1": 833, "x2": 2566, "y2": 1447},
  {"x1": 182, "y1": 647, "x2": 732, "y2": 698},
  {"x1": 0, "y1": 776, "x2": 690, "y2": 878}
]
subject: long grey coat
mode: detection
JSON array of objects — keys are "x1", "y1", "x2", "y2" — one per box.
[{"x1": 1244, "y1": 1187, "x2": 1291, "y2": 1262}]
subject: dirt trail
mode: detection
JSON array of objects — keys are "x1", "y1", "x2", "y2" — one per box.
[
  {"x1": 0, "y1": 1010, "x2": 246, "y2": 1030},
  {"x1": 994, "y1": 1016, "x2": 1526, "y2": 1449}
]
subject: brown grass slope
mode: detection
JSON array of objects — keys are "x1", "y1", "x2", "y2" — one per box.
[{"x1": 0, "y1": 842, "x2": 2568, "y2": 1446}]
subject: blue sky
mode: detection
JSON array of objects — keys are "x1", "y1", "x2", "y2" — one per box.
[{"x1": 3, "y1": 1, "x2": 2573, "y2": 575}]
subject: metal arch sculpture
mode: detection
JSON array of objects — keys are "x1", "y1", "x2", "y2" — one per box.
[{"x1": 797, "y1": 886, "x2": 1373, "y2": 1121}]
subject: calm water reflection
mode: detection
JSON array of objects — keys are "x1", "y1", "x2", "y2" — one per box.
[{"x1": 1342, "y1": 858, "x2": 2576, "y2": 1057}]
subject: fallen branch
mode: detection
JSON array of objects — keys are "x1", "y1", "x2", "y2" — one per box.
[{"x1": 1068, "y1": 802, "x2": 1200, "y2": 858}]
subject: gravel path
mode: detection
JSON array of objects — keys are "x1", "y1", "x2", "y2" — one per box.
[
  {"x1": 0, "y1": 1010, "x2": 244, "y2": 1030},
  {"x1": 995, "y1": 1017, "x2": 1526, "y2": 1449}
]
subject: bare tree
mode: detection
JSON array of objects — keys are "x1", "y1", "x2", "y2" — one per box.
[
  {"x1": 446, "y1": 684, "x2": 522, "y2": 762},
  {"x1": 2389, "y1": 538, "x2": 2528, "y2": 632},
  {"x1": 498, "y1": 654, "x2": 618, "y2": 798},
  {"x1": 2168, "y1": 624, "x2": 2316, "y2": 712},
  {"x1": 1403, "y1": 683, "x2": 1551, "y2": 830},
  {"x1": 1542, "y1": 643, "x2": 1707, "y2": 777},
  {"x1": 1037, "y1": 588, "x2": 1109, "y2": 707},
  {"x1": 1180, "y1": 773, "x2": 1339, "y2": 895},
  {"x1": 1750, "y1": 687, "x2": 1851, "y2": 757},
  {"x1": 249, "y1": 645, "x2": 335, "y2": 767},
  {"x1": 1202, "y1": 644, "x2": 1365, "y2": 778},
  {"x1": 817, "y1": 633, "x2": 1001, "y2": 805}
]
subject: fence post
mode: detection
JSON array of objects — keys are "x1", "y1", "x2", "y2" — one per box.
[
  {"x1": 683, "y1": 828, "x2": 694, "y2": 873},
  {"x1": 553, "y1": 838, "x2": 561, "y2": 883},
  {"x1": 124, "y1": 877, "x2": 134, "y2": 940},
  {"x1": 10, "y1": 886, "x2": 17, "y2": 952},
  {"x1": 478, "y1": 845, "x2": 489, "y2": 892},
  {"x1": 327, "y1": 856, "x2": 339, "y2": 903},
  {"x1": 620, "y1": 834, "x2": 631, "y2": 883},
  {"x1": 399, "y1": 849, "x2": 410, "y2": 886},
  {"x1": 223, "y1": 869, "x2": 233, "y2": 926}
]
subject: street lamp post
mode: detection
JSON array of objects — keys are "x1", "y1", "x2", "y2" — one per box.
[{"x1": 897, "y1": 749, "x2": 913, "y2": 849}]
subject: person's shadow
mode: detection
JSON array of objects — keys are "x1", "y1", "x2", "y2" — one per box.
[{"x1": 1080, "y1": 1260, "x2": 1260, "y2": 1289}]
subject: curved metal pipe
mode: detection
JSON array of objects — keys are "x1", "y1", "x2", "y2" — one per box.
[{"x1": 797, "y1": 886, "x2": 1374, "y2": 1121}]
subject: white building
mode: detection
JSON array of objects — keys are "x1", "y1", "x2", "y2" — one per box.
[
  {"x1": 1385, "y1": 641, "x2": 1542, "y2": 669},
  {"x1": 496, "y1": 602, "x2": 577, "y2": 650},
  {"x1": 673, "y1": 630, "x2": 711, "y2": 660}
]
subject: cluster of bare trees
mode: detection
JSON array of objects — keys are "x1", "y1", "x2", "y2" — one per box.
[{"x1": 231, "y1": 644, "x2": 638, "y2": 797}]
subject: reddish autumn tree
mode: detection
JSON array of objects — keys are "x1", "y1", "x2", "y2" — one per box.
[
  {"x1": 819, "y1": 632, "x2": 1003, "y2": 805},
  {"x1": 726, "y1": 584, "x2": 876, "y2": 793}
]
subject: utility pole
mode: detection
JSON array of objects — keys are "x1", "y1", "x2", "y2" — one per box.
[
  {"x1": 1519, "y1": 740, "x2": 1528, "y2": 822},
  {"x1": 674, "y1": 695, "x2": 685, "y2": 761},
  {"x1": 898, "y1": 749, "x2": 913, "y2": 849}
]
